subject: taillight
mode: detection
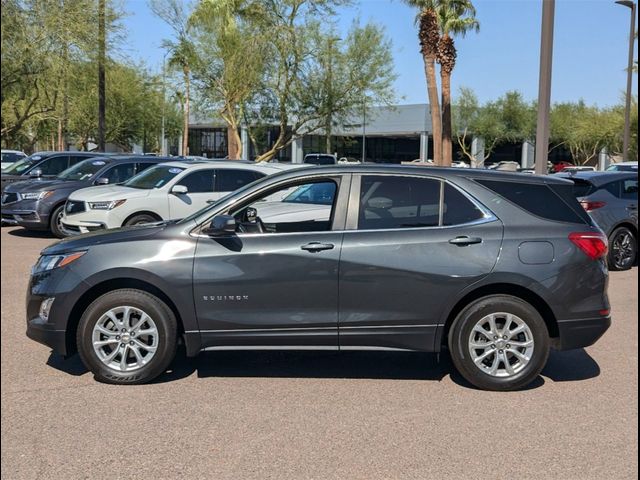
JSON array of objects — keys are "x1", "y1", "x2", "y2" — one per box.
[
  {"x1": 580, "y1": 200, "x2": 606, "y2": 212},
  {"x1": 569, "y1": 232, "x2": 608, "y2": 260}
]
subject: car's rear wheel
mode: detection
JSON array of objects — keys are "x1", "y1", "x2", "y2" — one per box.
[
  {"x1": 448, "y1": 295, "x2": 550, "y2": 391},
  {"x1": 77, "y1": 289, "x2": 177, "y2": 384},
  {"x1": 49, "y1": 204, "x2": 66, "y2": 238},
  {"x1": 608, "y1": 226, "x2": 636, "y2": 271},
  {"x1": 124, "y1": 213, "x2": 160, "y2": 227}
]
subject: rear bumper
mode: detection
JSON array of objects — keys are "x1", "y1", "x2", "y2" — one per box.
[{"x1": 554, "y1": 316, "x2": 611, "y2": 350}]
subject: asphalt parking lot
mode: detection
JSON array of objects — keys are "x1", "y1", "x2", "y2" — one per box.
[{"x1": 1, "y1": 225, "x2": 637, "y2": 480}]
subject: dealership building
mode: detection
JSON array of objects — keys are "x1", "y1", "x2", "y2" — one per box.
[{"x1": 186, "y1": 103, "x2": 575, "y2": 167}]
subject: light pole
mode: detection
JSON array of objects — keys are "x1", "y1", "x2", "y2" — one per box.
[
  {"x1": 534, "y1": 0, "x2": 555, "y2": 175},
  {"x1": 361, "y1": 99, "x2": 366, "y2": 163},
  {"x1": 615, "y1": 0, "x2": 637, "y2": 162},
  {"x1": 160, "y1": 51, "x2": 168, "y2": 156}
]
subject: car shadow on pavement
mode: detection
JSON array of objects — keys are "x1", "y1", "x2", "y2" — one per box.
[
  {"x1": 7, "y1": 228, "x2": 56, "y2": 239},
  {"x1": 541, "y1": 348, "x2": 601, "y2": 382},
  {"x1": 163, "y1": 350, "x2": 450, "y2": 383},
  {"x1": 46, "y1": 353, "x2": 89, "y2": 376}
]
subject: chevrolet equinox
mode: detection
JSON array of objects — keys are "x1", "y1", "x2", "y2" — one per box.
[{"x1": 26, "y1": 165, "x2": 611, "y2": 391}]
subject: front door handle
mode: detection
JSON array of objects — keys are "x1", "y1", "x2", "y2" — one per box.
[
  {"x1": 301, "y1": 242, "x2": 335, "y2": 252},
  {"x1": 449, "y1": 236, "x2": 482, "y2": 246}
]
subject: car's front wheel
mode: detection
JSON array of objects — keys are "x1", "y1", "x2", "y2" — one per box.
[
  {"x1": 448, "y1": 295, "x2": 550, "y2": 391},
  {"x1": 123, "y1": 213, "x2": 160, "y2": 227},
  {"x1": 49, "y1": 204, "x2": 66, "y2": 238},
  {"x1": 608, "y1": 226, "x2": 637, "y2": 271},
  {"x1": 77, "y1": 289, "x2": 177, "y2": 384}
]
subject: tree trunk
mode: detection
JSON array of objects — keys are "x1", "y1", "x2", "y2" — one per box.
[
  {"x1": 325, "y1": 114, "x2": 332, "y2": 154},
  {"x1": 227, "y1": 125, "x2": 242, "y2": 159},
  {"x1": 182, "y1": 67, "x2": 190, "y2": 156},
  {"x1": 423, "y1": 57, "x2": 442, "y2": 165},
  {"x1": 441, "y1": 70, "x2": 452, "y2": 167},
  {"x1": 57, "y1": 119, "x2": 63, "y2": 151}
]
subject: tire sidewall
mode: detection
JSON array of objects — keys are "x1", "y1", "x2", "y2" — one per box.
[
  {"x1": 77, "y1": 289, "x2": 177, "y2": 384},
  {"x1": 608, "y1": 227, "x2": 637, "y2": 271},
  {"x1": 449, "y1": 295, "x2": 550, "y2": 391},
  {"x1": 124, "y1": 214, "x2": 158, "y2": 227},
  {"x1": 50, "y1": 204, "x2": 66, "y2": 238}
]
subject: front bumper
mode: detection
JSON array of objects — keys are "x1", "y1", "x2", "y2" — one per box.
[
  {"x1": 61, "y1": 209, "x2": 119, "y2": 235},
  {"x1": 1, "y1": 199, "x2": 48, "y2": 229},
  {"x1": 26, "y1": 317, "x2": 67, "y2": 356},
  {"x1": 554, "y1": 316, "x2": 611, "y2": 350}
]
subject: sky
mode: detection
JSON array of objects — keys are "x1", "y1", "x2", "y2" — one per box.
[{"x1": 122, "y1": 0, "x2": 638, "y2": 107}]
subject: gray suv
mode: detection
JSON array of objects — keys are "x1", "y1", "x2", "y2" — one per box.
[
  {"x1": 557, "y1": 171, "x2": 638, "y2": 270},
  {"x1": 26, "y1": 166, "x2": 611, "y2": 391}
]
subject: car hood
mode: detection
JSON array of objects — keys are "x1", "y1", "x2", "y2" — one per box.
[
  {"x1": 5, "y1": 178, "x2": 87, "y2": 193},
  {"x1": 255, "y1": 201, "x2": 331, "y2": 223},
  {"x1": 69, "y1": 185, "x2": 152, "y2": 201},
  {"x1": 42, "y1": 221, "x2": 177, "y2": 255}
]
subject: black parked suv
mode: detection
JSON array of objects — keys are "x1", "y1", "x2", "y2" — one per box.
[
  {"x1": 1, "y1": 151, "x2": 110, "y2": 193},
  {"x1": 1, "y1": 156, "x2": 176, "y2": 237},
  {"x1": 26, "y1": 165, "x2": 611, "y2": 390}
]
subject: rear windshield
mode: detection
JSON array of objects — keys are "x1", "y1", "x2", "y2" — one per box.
[{"x1": 476, "y1": 179, "x2": 591, "y2": 225}]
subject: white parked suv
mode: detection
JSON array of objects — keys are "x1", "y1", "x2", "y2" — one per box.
[{"x1": 60, "y1": 161, "x2": 301, "y2": 235}]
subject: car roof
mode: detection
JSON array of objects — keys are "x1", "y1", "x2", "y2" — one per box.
[
  {"x1": 157, "y1": 160, "x2": 309, "y2": 171},
  {"x1": 281, "y1": 164, "x2": 575, "y2": 185},
  {"x1": 1, "y1": 149, "x2": 25, "y2": 154},
  {"x1": 555, "y1": 171, "x2": 638, "y2": 186}
]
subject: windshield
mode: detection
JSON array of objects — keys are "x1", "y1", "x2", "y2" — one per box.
[
  {"x1": 123, "y1": 165, "x2": 185, "y2": 189},
  {"x1": 282, "y1": 183, "x2": 335, "y2": 205},
  {"x1": 2, "y1": 156, "x2": 38, "y2": 174},
  {"x1": 607, "y1": 164, "x2": 638, "y2": 172},
  {"x1": 304, "y1": 155, "x2": 335, "y2": 165},
  {"x1": 57, "y1": 158, "x2": 109, "y2": 181}
]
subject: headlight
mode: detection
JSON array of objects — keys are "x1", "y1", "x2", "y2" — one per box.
[
  {"x1": 20, "y1": 191, "x2": 53, "y2": 200},
  {"x1": 32, "y1": 251, "x2": 86, "y2": 274},
  {"x1": 88, "y1": 199, "x2": 126, "y2": 210}
]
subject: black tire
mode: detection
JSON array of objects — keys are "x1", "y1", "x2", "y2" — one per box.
[
  {"x1": 49, "y1": 204, "x2": 66, "y2": 238},
  {"x1": 448, "y1": 295, "x2": 550, "y2": 391},
  {"x1": 123, "y1": 213, "x2": 160, "y2": 227},
  {"x1": 607, "y1": 226, "x2": 637, "y2": 271},
  {"x1": 76, "y1": 289, "x2": 177, "y2": 384}
]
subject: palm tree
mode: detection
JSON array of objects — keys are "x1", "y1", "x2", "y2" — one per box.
[
  {"x1": 164, "y1": 38, "x2": 196, "y2": 156},
  {"x1": 435, "y1": 0, "x2": 479, "y2": 166},
  {"x1": 404, "y1": 0, "x2": 443, "y2": 165}
]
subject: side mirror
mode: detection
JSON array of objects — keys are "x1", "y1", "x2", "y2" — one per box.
[
  {"x1": 95, "y1": 177, "x2": 109, "y2": 185},
  {"x1": 29, "y1": 168, "x2": 43, "y2": 177},
  {"x1": 203, "y1": 215, "x2": 236, "y2": 236},
  {"x1": 171, "y1": 184, "x2": 188, "y2": 195}
]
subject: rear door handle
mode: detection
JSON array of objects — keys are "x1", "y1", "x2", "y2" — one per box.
[
  {"x1": 301, "y1": 242, "x2": 335, "y2": 252},
  {"x1": 448, "y1": 236, "x2": 482, "y2": 246}
]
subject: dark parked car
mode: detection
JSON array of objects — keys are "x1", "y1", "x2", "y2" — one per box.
[
  {"x1": 1, "y1": 156, "x2": 174, "y2": 237},
  {"x1": 26, "y1": 165, "x2": 610, "y2": 391},
  {"x1": 1, "y1": 151, "x2": 109, "y2": 193},
  {"x1": 557, "y1": 171, "x2": 638, "y2": 270}
]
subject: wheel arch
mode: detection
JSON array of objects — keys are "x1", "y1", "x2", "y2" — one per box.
[
  {"x1": 65, "y1": 278, "x2": 186, "y2": 357},
  {"x1": 437, "y1": 283, "x2": 559, "y2": 348},
  {"x1": 122, "y1": 210, "x2": 163, "y2": 226},
  {"x1": 609, "y1": 221, "x2": 637, "y2": 239}
]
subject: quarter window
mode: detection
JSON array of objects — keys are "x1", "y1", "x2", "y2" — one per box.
[
  {"x1": 602, "y1": 181, "x2": 621, "y2": 198},
  {"x1": 622, "y1": 179, "x2": 638, "y2": 200},
  {"x1": 358, "y1": 175, "x2": 440, "y2": 230}
]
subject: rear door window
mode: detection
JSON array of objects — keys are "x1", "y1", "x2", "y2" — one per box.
[
  {"x1": 38, "y1": 155, "x2": 69, "y2": 175},
  {"x1": 215, "y1": 169, "x2": 263, "y2": 192},
  {"x1": 443, "y1": 184, "x2": 486, "y2": 226},
  {"x1": 622, "y1": 178, "x2": 638, "y2": 200},
  {"x1": 358, "y1": 175, "x2": 440, "y2": 230}
]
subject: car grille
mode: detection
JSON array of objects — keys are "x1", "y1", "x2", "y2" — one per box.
[
  {"x1": 65, "y1": 200, "x2": 86, "y2": 215},
  {"x1": 1, "y1": 192, "x2": 18, "y2": 205}
]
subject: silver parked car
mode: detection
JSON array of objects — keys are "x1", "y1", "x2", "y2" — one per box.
[{"x1": 557, "y1": 171, "x2": 638, "y2": 270}]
